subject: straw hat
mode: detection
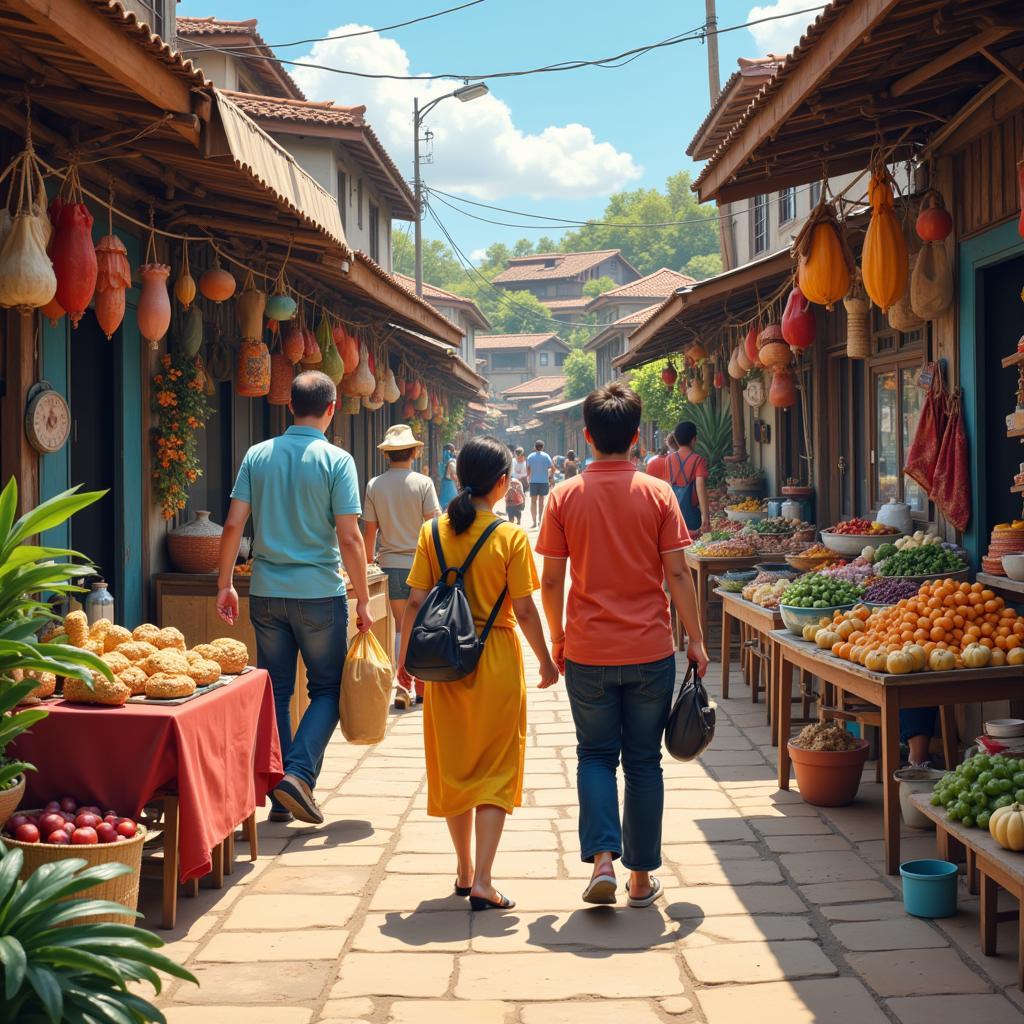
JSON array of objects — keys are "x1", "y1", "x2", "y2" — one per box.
[{"x1": 377, "y1": 424, "x2": 423, "y2": 451}]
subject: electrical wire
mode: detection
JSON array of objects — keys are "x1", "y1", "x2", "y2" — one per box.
[
  {"x1": 178, "y1": 1, "x2": 488, "y2": 53},
  {"x1": 175, "y1": 5, "x2": 829, "y2": 84}
]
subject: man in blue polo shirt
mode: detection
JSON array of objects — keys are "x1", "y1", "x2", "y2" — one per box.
[
  {"x1": 526, "y1": 439, "x2": 554, "y2": 528},
  {"x1": 216, "y1": 371, "x2": 373, "y2": 825}
]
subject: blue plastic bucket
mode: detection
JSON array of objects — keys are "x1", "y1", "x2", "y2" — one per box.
[{"x1": 899, "y1": 859, "x2": 958, "y2": 918}]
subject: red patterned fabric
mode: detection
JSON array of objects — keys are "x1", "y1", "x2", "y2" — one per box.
[
  {"x1": 14, "y1": 670, "x2": 282, "y2": 883},
  {"x1": 904, "y1": 374, "x2": 947, "y2": 492},
  {"x1": 931, "y1": 391, "x2": 971, "y2": 531}
]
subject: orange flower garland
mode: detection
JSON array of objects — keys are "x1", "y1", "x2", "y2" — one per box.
[{"x1": 151, "y1": 350, "x2": 210, "y2": 519}]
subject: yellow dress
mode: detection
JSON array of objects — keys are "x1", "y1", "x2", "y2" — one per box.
[{"x1": 407, "y1": 512, "x2": 539, "y2": 817}]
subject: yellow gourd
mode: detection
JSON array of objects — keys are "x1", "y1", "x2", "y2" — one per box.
[
  {"x1": 1007, "y1": 647, "x2": 1024, "y2": 667},
  {"x1": 816, "y1": 629, "x2": 841, "y2": 650},
  {"x1": 989, "y1": 803, "x2": 1024, "y2": 852},
  {"x1": 961, "y1": 643, "x2": 991, "y2": 669},
  {"x1": 904, "y1": 644, "x2": 927, "y2": 672},
  {"x1": 928, "y1": 648, "x2": 957, "y2": 672},
  {"x1": 864, "y1": 649, "x2": 888, "y2": 673},
  {"x1": 861, "y1": 166, "x2": 908, "y2": 313},
  {"x1": 885, "y1": 650, "x2": 913, "y2": 674},
  {"x1": 794, "y1": 204, "x2": 852, "y2": 309},
  {"x1": 802, "y1": 623, "x2": 820, "y2": 642}
]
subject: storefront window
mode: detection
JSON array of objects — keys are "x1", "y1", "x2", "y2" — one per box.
[
  {"x1": 901, "y1": 367, "x2": 925, "y2": 512},
  {"x1": 870, "y1": 362, "x2": 928, "y2": 515},
  {"x1": 874, "y1": 371, "x2": 899, "y2": 505}
]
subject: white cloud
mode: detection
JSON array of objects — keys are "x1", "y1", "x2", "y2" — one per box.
[
  {"x1": 469, "y1": 248, "x2": 487, "y2": 263},
  {"x1": 747, "y1": 0, "x2": 819, "y2": 57},
  {"x1": 291, "y1": 26, "x2": 642, "y2": 201}
]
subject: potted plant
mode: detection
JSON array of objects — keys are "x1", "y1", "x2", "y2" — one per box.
[
  {"x1": 787, "y1": 722, "x2": 870, "y2": 807},
  {"x1": 0, "y1": 478, "x2": 112, "y2": 829},
  {"x1": 0, "y1": 843, "x2": 196, "y2": 1022},
  {"x1": 725, "y1": 460, "x2": 767, "y2": 494}
]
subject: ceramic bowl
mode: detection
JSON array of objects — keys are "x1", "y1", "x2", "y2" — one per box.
[
  {"x1": 820, "y1": 528, "x2": 902, "y2": 557},
  {"x1": 985, "y1": 719, "x2": 1024, "y2": 739},
  {"x1": 779, "y1": 602, "x2": 857, "y2": 636},
  {"x1": 1002, "y1": 553, "x2": 1024, "y2": 582}
]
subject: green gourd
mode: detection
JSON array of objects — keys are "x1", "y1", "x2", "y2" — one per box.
[
  {"x1": 317, "y1": 315, "x2": 344, "y2": 384},
  {"x1": 181, "y1": 304, "x2": 203, "y2": 357}
]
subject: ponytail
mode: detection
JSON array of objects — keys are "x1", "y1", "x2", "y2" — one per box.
[
  {"x1": 445, "y1": 436, "x2": 512, "y2": 534},
  {"x1": 447, "y1": 488, "x2": 477, "y2": 534}
]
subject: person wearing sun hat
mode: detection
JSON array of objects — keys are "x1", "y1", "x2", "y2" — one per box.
[{"x1": 364, "y1": 424, "x2": 441, "y2": 708}]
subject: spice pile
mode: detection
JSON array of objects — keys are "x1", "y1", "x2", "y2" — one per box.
[
  {"x1": 792, "y1": 722, "x2": 861, "y2": 751},
  {"x1": 828, "y1": 518, "x2": 900, "y2": 536},
  {"x1": 726, "y1": 498, "x2": 766, "y2": 512},
  {"x1": 743, "y1": 517, "x2": 796, "y2": 535},
  {"x1": 691, "y1": 536, "x2": 756, "y2": 557}
]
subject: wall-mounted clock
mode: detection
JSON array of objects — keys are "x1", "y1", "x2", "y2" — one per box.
[
  {"x1": 743, "y1": 378, "x2": 765, "y2": 409},
  {"x1": 24, "y1": 381, "x2": 71, "y2": 454}
]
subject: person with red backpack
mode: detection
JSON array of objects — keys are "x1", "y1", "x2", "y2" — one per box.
[{"x1": 668, "y1": 421, "x2": 709, "y2": 536}]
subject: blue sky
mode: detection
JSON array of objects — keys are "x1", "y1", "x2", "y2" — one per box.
[{"x1": 177, "y1": 1, "x2": 819, "y2": 258}]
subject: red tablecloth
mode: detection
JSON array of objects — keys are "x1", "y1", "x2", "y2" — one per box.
[{"x1": 13, "y1": 669, "x2": 283, "y2": 883}]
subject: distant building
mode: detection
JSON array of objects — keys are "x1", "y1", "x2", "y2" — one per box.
[
  {"x1": 475, "y1": 333, "x2": 570, "y2": 396},
  {"x1": 393, "y1": 274, "x2": 490, "y2": 371}
]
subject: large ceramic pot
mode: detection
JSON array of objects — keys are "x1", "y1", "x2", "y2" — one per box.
[
  {"x1": 788, "y1": 739, "x2": 870, "y2": 807},
  {"x1": 167, "y1": 511, "x2": 223, "y2": 574},
  {"x1": 0, "y1": 774, "x2": 25, "y2": 831}
]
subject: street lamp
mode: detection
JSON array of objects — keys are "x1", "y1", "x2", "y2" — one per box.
[{"x1": 413, "y1": 81, "x2": 489, "y2": 295}]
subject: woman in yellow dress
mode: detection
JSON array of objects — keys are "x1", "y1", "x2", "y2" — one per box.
[{"x1": 399, "y1": 436, "x2": 558, "y2": 910}]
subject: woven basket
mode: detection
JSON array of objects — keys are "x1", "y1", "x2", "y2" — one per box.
[
  {"x1": 0, "y1": 774, "x2": 25, "y2": 831},
  {"x1": 4, "y1": 817, "x2": 146, "y2": 926},
  {"x1": 167, "y1": 510, "x2": 222, "y2": 573}
]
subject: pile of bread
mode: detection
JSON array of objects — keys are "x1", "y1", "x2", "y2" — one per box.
[{"x1": 44, "y1": 612, "x2": 249, "y2": 705}]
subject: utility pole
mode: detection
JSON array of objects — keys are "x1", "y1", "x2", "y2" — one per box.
[
  {"x1": 705, "y1": 0, "x2": 721, "y2": 102},
  {"x1": 413, "y1": 97, "x2": 423, "y2": 297}
]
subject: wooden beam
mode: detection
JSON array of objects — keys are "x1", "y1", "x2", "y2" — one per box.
[
  {"x1": 918, "y1": 74, "x2": 1010, "y2": 160},
  {"x1": 6, "y1": 0, "x2": 200, "y2": 143},
  {"x1": 889, "y1": 25, "x2": 1015, "y2": 97},
  {"x1": 980, "y1": 47, "x2": 1024, "y2": 95},
  {"x1": 697, "y1": 0, "x2": 902, "y2": 203}
]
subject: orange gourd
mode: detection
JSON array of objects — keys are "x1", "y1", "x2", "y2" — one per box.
[
  {"x1": 915, "y1": 191, "x2": 953, "y2": 242},
  {"x1": 94, "y1": 234, "x2": 131, "y2": 339},
  {"x1": 198, "y1": 256, "x2": 236, "y2": 302},
  {"x1": 137, "y1": 263, "x2": 171, "y2": 348},
  {"x1": 335, "y1": 325, "x2": 359, "y2": 374},
  {"x1": 39, "y1": 294, "x2": 65, "y2": 327},
  {"x1": 769, "y1": 367, "x2": 797, "y2": 408},
  {"x1": 861, "y1": 166, "x2": 907, "y2": 313},
  {"x1": 794, "y1": 204, "x2": 852, "y2": 309},
  {"x1": 236, "y1": 338, "x2": 271, "y2": 397}
]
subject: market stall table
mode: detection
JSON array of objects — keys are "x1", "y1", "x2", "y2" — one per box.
[
  {"x1": 13, "y1": 668, "x2": 282, "y2": 924},
  {"x1": 684, "y1": 549, "x2": 760, "y2": 652},
  {"x1": 976, "y1": 573, "x2": 1024, "y2": 611},
  {"x1": 717, "y1": 588, "x2": 783, "y2": 704},
  {"x1": 773, "y1": 629, "x2": 1024, "y2": 875}
]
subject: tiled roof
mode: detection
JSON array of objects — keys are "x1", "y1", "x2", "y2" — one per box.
[
  {"x1": 687, "y1": 58, "x2": 780, "y2": 160},
  {"x1": 492, "y1": 250, "x2": 638, "y2": 284},
  {"x1": 502, "y1": 375, "x2": 567, "y2": 398},
  {"x1": 476, "y1": 333, "x2": 562, "y2": 351},
  {"x1": 587, "y1": 268, "x2": 696, "y2": 310},
  {"x1": 224, "y1": 90, "x2": 415, "y2": 219},
  {"x1": 176, "y1": 16, "x2": 304, "y2": 100},
  {"x1": 544, "y1": 297, "x2": 593, "y2": 310},
  {"x1": 583, "y1": 304, "x2": 661, "y2": 352},
  {"x1": 393, "y1": 274, "x2": 491, "y2": 331}
]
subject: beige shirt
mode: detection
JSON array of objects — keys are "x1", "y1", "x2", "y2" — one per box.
[{"x1": 364, "y1": 469, "x2": 440, "y2": 569}]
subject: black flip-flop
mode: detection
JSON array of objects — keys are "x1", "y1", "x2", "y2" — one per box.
[
  {"x1": 454, "y1": 880, "x2": 472, "y2": 897},
  {"x1": 469, "y1": 892, "x2": 515, "y2": 911}
]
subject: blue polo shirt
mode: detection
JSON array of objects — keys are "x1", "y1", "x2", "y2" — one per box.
[
  {"x1": 230, "y1": 426, "x2": 360, "y2": 599},
  {"x1": 526, "y1": 450, "x2": 553, "y2": 482}
]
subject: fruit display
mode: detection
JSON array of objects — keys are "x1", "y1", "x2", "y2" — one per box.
[
  {"x1": 820, "y1": 557, "x2": 877, "y2": 587},
  {"x1": 726, "y1": 498, "x2": 766, "y2": 512},
  {"x1": 990, "y1": 803, "x2": 1024, "y2": 852},
  {"x1": 781, "y1": 573, "x2": 865, "y2": 609},
  {"x1": 55, "y1": 612, "x2": 248, "y2": 704},
  {"x1": 862, "y1": 578, "x2": 922, "y2": 605},
  {"x1": 741, "y1": 578, "x2": 790, "y2": 609},
  {"x1": 828, "y1": 518, "x2": 900, "y2": 536},
  {"x1": 891, "y1": 530, "x2": 941, "y2": 551},
  {"x1": 4, "y1": 798, "x2": 140, "y2": 845},
  {"x1": 744, "y1": 517, "x2": 796, "y2": 535},
  {"x1": 930, "y1": 753, "x2": 1024, "y2": 831},
  {"x1": 873, "y1": 543, "x2": 968, "y2": 578},
  {"x1": 691, "y1": 537, "x2": 756, "y2": 557}
]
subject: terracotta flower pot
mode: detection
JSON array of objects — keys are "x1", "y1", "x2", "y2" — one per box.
[
  {"x1": 788, "y1": 739, "x2": 870, "y2": 807},
  {"x1": 0, "y1": 774, "x2": 25, "y2": 831}
]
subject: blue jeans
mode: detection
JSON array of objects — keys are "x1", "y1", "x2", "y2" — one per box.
[
  {"x1": 250, "y1": 596, "x2": 349, "y2": 806},
  {"x1": 900, "y1": 707, "x2": 937, "y2": 744},
  {"x1": 565, "y1": 655, "x2": 676, "y2": 871}
]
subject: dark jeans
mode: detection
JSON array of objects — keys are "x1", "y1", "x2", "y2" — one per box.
[
  {"x1": 565, "y1": 655, "x2": 676, "y2": 871},
  {"x1": 250, "y1": 596, "x2": 349, "y2": 807},
  {"x1": 506, "y1": 506, "x2": 523, "y2": 524},
  {"x1": 900, "y1": 706, "x2": 937, "y2": 744}
]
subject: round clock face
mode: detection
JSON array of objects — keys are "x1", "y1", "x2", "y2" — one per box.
[
  {"x1": 25, "y1": 388, "x2": 71, "y2": 453},
  {"x1": 744, "y1": 379, "x2": 765, "y2": 408}
]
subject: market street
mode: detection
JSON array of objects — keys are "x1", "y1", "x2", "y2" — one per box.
[{"x1": 147, "y1": 590, "x2": 1024, "y2": 1024}]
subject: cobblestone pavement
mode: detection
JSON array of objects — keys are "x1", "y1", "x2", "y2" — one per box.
[{"x1": 149, "y1": 580, "x2": 1024, "y2": 1023}]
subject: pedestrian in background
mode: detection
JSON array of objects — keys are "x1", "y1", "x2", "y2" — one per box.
[
  {"x1": 504, "y1": 476, "x2": 526, "y2": 524},
  {"x1": 398, "y1": 437, "x2": 558, "y2": 911},
  {"x1": 563, "y1": 450, "x2": 579, "y2": 479},
  {"x1": 647, "y1": 434, "x2": 678, "y2": 482},
  {"x1": 363, "y1": 424, "x2": 440, "y2": 709},
  {"x1": 537, "y1": 381, "x2": 708, "y2": 907},
  {"x1": 526, "y1": 440, "x2": 554, "y2": 527},
  {"x1": 511, "y1": 446, "x2": 529, "y2": 492},
  {"x1": 216, "y1": 370, "x2": 373, "y2": 825},
  {"x1": 439, "y1": 442, "x2": 458, "y2": 508},
  {"x1": 668, "y1": 421, "x2": 709, "y2": 535}
]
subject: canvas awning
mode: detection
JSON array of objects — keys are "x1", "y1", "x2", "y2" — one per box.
[{"x1": 536, "y1": 396, "x2": 585, "y2": 415}]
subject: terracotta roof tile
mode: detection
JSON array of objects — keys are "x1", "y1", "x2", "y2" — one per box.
[
  {"x1": 224, "y1": 91, "x2": 365, "y2": 126},
  {"x1": 588, "y1": 268, "x2": 696, "y2": 308},
  {"x1": 492, "y1": 250, "x2": 638, "y2": 284},
  {"x1": 393, "y1": 274, "x2": 491, "y2": 330},
  {"x1": 687, "y1": 59, "x2": 780, "y2": 160},
  {"x1": 544, "y1": 297, "x2": 593, "y2": 310},
  {"x1": 476, "y1": 333, "x2": 562, "y2": 351},
  {"x1": 583, "y1": 303, "x2": 662, "y2": 352},
  {"x1": 502, "y1": 375, "x2": 567, "y2": 398}
]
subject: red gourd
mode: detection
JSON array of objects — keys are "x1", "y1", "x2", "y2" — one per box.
[
  {"x1": 282, "y1": 323, "x2": 304, "y2": 364},
  {"x1": 915, "y1": 191, "x2": 953, "y2": 243},
  {"x1": 94, "y1": 234, "x2": 131, "y2": 339},
  {"x1": 408, "y1": 378, "x2": 422, "y2": 401},
  {"x1": 781, "y1": 286, "x2": 815, "y2": 350},
  {"x1": 713, "y1": 369, "x2": 725, "y2": 389},
  {"x1": 334, "y1": 325, "x2": 359, "y2": 374},
  {"x1": 769, "y1": 367, "x2": 797, "y2": 408},
  {"x1": 51, "y1": 202, "x2": 97, "y2": 327},
  {"x1": 137, "y1": 264, "x2": 171, "y2": 348},
  {"x1": 744, "y1": 324, "x2": 760, "y2": 367},
  {"x1": 661, "y1": 361, "x2": 678, "y2": 388}
]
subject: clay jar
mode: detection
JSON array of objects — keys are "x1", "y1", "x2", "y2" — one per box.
[{"x1": 236, "y1": 338, "x2": 271, "y2": 397}]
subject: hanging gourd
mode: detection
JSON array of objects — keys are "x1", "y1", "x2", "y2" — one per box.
[
  {"x1": 180, "y1": 304, "x2": 204, "y2": 357},
  {"x1": 414, "y1": 383, "x2": 430, "y2": 412},
  {"x1": 349, "y1": 342, "x2": 375, "y2": 397},
  {"x1": 174, "y1": 242, "x2": 196, "y2": 309},
  {"x1": 318, "y1": 314, "x2": 344, "y2": 384},
  {"x1": 769, "y1": 366, "x2": 797, "y2": 408},
  {"x1": 382, "y1": 366, "x2": 400, "y2": 403},
  {"x1": 888, "y1": 253, "x2": 924, "y2": 332},
  {"x1": 781, "y1": 286, "x2": 815, "y2": 350},
  {"x1": 236, "y1": 338, "x2": 271, "y2": 397},
  {"x1": 402, "y1": 399, "x2": 415, "y2": 419},
  {"x1": 686, "y1": 379, "x2": 707, "y2": 404},
  {"x1": 138, "y1": 264, "x2": 171, "y2": 349},
  {"x1": 793, "y1": 201, "x2": 853, "y2": 309},
  {"x1": 757, "y1": 323, "x2": 792, "y2": 370},
  {"x1": 282, "y1": 322, "x2": 304, "y2": 364},
  {"x1": 335, "y1": 323, "x2": 359, "y2": 374},
  {"x1": 199, "y1": 254, "x2": 236, "y2": 302},
  {"x1": 915, "y1": 190, "x2": 953, "y2": 242},
  {"x1": 236, "y1": 269, "x2": 266, "y2": 340},
  {"x1": 93, "y1": 233, "x2": 131, "y2": 339},
  {"x1": 688, "y1": 341, "x2": 707, "y2": 362},
  {"x1": 910, "y1": 239, "x2": 953, "y2": 319},
  {"x1": 861, "y1": 165, "x2": 907, "y2": 313},
  {"x1": 267, "y1": 351, "x2": 293, "y2": 405},
  {"x1": 266, "y1": 267, "x2": 297, "y2": 321},
  {"x1": 50, "y1": 171, "x2": 96, "y2": 326},
  {"x1": 728, "y1": 347, "x2": 744, "y2": 379},
  {"x1": 364, "y1": 365, "x2": 386, "y2": 410},
  {"x1": 0, "y1": 136, "x2": 56, "y2": 311},
  {"x1": 843, "y1": 273, "x2": 870, "y2": 359},
  {"x1": 39, "y1": 294, "x2": 65, "y2": 327},
  {"x1": 661, "y1": 361, "x2": 678, "y2": 388},
  {"x1": 300, "y1": 315, "x2": 321, "y2": 366},
  {"x1": 743, "y1": 324, "x2": 760, "y2": 367},
  {"x1": 714, "y1": 367, "x2": 725, "y2": 389},
  {"x1": 408, "y1": 378, "x2": 423, "y2": 402}
]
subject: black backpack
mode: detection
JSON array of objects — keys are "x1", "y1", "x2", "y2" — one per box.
[{"x1": 405, "y1": 518, "x2": 507, "y2": 683}]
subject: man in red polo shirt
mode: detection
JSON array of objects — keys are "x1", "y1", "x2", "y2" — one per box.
[{"x1": 537, "y1": 380, "x2": 708, "y2": 909}]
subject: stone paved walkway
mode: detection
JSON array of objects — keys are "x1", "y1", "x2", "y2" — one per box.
[{"x1": 148, "y1": 584, "x2": 1024, "y2": 1023}]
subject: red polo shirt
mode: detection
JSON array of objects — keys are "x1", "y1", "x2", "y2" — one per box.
[{"x1": 536, "y1": 460, "x2": 690, "y2": 666}]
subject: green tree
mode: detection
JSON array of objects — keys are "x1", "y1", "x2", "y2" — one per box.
[
  {"x1": 563, "y1": 349, "x2": 596, "y2": 400},
  {"x1": 683, "y1": 252, "x2": 723, "y2": 281},
  {"x1": 629, "y1": 359, "x2": 688, "y2": 433},
  {"x1": 582, "y1": 275, "x2": 617, "y2": 298},
  {"x1": 483, "y1": 289, "x2": 556, "y2": 335}
]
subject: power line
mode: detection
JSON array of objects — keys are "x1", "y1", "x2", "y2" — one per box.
[
  {"x1": 175, "y1": 6, "x2": 829, "y2": 84},
  {"x1": 178, "y1": 1, "x2": 488, "y2": 53}
]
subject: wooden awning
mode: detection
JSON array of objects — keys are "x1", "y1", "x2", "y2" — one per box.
[
  {"x1": 694, "y1": 0, "x2": 1024, "y2": 203},
  {"x1": 616, "y1": 250, "x2": 793, "y2": 369}
]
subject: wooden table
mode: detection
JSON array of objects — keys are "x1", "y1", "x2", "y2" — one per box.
[
  {"x1": 718, "y1": 589, "x2": 783, "y2": 707},
  {"x1": 773, "y1": 628, "x2": 1024, "y2": 875},
  {"x1": 684, "y1": 550, "x2": 759, "y2": 651},
  {"x1": 976, "y1": 572, "x2": 1024, "y2": 611},
  {"x1": 909, "y1": 791, "x2": 1024, "y2": 989}
]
